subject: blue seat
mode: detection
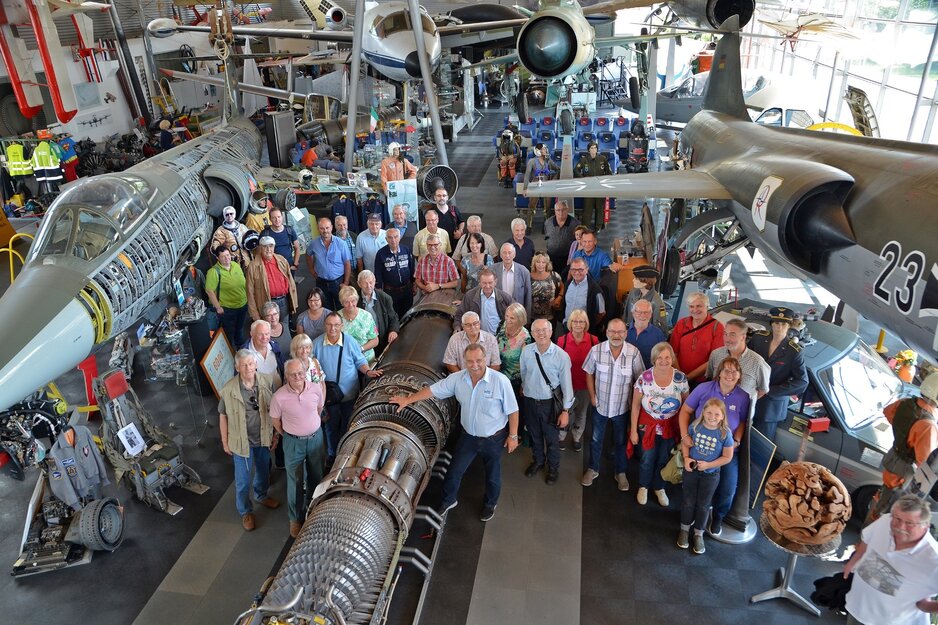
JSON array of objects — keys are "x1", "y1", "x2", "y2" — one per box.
[
  {"x1": 597, "y1": 130, "x2": 617, "y2": 152},
  {"x1": 537, "y1": 128, "x2": 555, "y2": 144},
  {"x1": 594, "y1": 117, "x2": 611, "y2": 133},
  {"x1": 513, "y1": 173, "x2": 527, "y2": 209},
  {"x1": 520, "y1": 117, "x2": 537, "y2": 138},
  {"x1": 576, "y1": 131, "x2": 595, "y2": 150},
  {"x1": 601, "y1": 149, "x2": 619, "y2": 172}
]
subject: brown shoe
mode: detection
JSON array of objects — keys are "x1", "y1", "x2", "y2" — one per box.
[
  {"x1": 241, "y1": 513, "x2": 256, "y2": 531},
  {"x1": 289, "y1": 520, "x2": 302, "y2": 538},
  {"x1": 259, "y1": 496, "x2": 280, "y2": 509}
]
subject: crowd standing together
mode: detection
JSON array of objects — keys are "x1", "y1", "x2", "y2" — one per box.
[{"x1": 211, "y1": 195, "x2": 816, "y2": 557}]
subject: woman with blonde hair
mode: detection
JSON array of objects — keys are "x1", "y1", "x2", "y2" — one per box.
[
  {"x1": 556, "y1": 308, "x2": 598, "y2": 451},
  {"x1": 290, "y1": 333, "x2": 326, "y2": 393},
  {"x1": 497, "y1": 302, "x2": 533, "y2": 432},
  {"x1": 337, "y1": 285, "x2": 379, "y2": 361},
  {"x1": 529, "y1": 252, "x2": 564, "y2": 324}
]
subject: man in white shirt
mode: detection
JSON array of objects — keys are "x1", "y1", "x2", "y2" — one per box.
[{"x1": 844, "y1": 495, "x2": 938, "y2": 625}]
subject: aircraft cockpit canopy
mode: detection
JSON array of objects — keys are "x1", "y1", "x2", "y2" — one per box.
[
  {"x1": 29, "y1": 176, "x2": 152, "y2": 263},
  {"x1": 371, "y1": 10, "x2": 436, "y2": 38}
]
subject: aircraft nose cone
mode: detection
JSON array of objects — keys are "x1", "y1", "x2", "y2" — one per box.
[
  {"x1": 521, "y1": 17, "x2": 573, "y2": 76},
  {"x1": 0, "y1": 273, "x2": 97, "y2": 411},
  {"x1": 405, "y1": 51, "x2": 422, "y2": 78}
]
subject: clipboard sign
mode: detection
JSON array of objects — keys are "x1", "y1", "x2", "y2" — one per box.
[
  {"x1": 199, "y1": 328, "x2": 236, "y2": 399},
  {"x1": 750, "y1": 426, "x2": 778, "y2": 509},
  {"x1": 117, "y1": 423, "x2": 146, "y2": 456}
]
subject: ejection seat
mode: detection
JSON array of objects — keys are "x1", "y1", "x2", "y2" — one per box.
[{"x1": 93, "y1": 370, "x2": 208, "y2": 515}]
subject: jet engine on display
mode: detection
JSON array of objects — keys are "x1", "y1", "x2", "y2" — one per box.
[
  {"x1": 0, "y1": 118, "x2": 264, "y2": 413},
  {"x1": 237, "y1": 304, "x2": 457, "y2": 625}
]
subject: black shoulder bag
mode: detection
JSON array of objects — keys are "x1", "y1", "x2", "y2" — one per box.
[
  {"x1": 324, "y1": 340, "x2": 345, "y2": 407},
  {"x1": 534, "y1": 351, "x2": 564, "y2": 424}
]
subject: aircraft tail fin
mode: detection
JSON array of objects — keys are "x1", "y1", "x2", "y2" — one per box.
[{"x1": 701, "y1": 16, "x2": 749, "y2": 119}]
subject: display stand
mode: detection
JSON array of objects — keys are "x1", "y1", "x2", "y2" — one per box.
[{"x1": 751, "y1": 514, "x2": 841, "y2": 616}]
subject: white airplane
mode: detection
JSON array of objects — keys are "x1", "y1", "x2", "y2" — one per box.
[{"x1": 150, "y1": 0, "x2": 482, "y2": 84}]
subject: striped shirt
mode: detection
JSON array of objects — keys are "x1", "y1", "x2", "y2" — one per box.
[{"x1": 582, "y1": 341, "x2": 644, "y2": 417}]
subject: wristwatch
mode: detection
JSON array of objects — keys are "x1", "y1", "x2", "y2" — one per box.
[{"x1": 509, "y1": 434, "x2": 519, "y2": 441}]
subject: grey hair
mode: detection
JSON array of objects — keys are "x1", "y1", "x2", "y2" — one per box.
[
  {"x1": 650, "y1": 342, "x2": 676, "y2": 363},
  {"x1": 510, "y1": 217, "x2": 526, "y2": 230},
  {"x1": 467, "y1": 215, "x2": 482, "y2": 226},
  {"x1": 357, "y1": 269, "x2": 375, "y2": 283},
  {"x1": 290, "y1": 333, "x2": 313, "y2": 358},
  {"x1": 891, "y1": 494, "x2": 932, "y2": 522},
  {"x1": 461, "y1": 311, "x2": 480, "y2": 325},
  {"x1": 687, "y1": 291, "x2": 710, "y2": 306},
  {"x1": 426, "y1": 233, "x2": 441, "y2": 245},
  {"x1": 261, "y1": 301, "x2": 279, "y2": 317},
  {"x1": 235, "y1": 349, "x2": 255, "y2": 366},
  {"x1": 250, "y1": 319, "x2": 271, "y2": 334}
]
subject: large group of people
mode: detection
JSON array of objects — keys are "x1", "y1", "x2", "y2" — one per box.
[{"x1": 212, "y1": 195, "x2": 813, "y2": 556}]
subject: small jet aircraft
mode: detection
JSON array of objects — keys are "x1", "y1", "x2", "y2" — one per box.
[
  {"x1": 0, "y1": 118, "x2": 264, "y2": 412},
  {"x1": 527, "y1": 17, "x2": 938, "y2": 363}
]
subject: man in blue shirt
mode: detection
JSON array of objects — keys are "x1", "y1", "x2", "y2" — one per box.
[
  {"x1": 312, "y1": 313, "x2": 382, "y2": 461},
  {"x1": 572, "y1": 230, "x2": 620, "y2": 281},
  {"x1": 306, "y1": 217, "x2": 351, "y2": 310},
  {"x1": 355, "y1": 213, "x2": 388, "y2": 273},
  {"x1": 391, "y1": 343, "x2": 519, "y2": 522},
  {"x1": 519, "y1": 319, "x2": 575, "y2": 484},
  {"x1": 625, "y1": 299, "x2": 665, "y2": 368},
  {"x1": 374, "y1": 227, "x2": 415, "y2": 319}
]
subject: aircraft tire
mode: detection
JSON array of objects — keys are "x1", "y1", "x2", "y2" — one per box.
[
  {"x1": 560, "y1": 109, "x2": 574, "y2": 135},
  {"x1": 629, "y1": 77, "x2": 640, "y2": 111},
  {"x1": 75, "y1": 497, "x2": 124, "y2": 551}
]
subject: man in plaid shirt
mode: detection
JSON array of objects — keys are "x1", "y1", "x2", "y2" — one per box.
[
  {"x1": 415, "y1": 234, "x2": 459, "y2": 302},
  {"x1": 581, "y1": 318, "x2": 645, "y2": 491}
]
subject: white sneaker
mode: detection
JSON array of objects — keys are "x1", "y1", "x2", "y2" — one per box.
[
  {"x1": 655, "y1": 489, "x2": 670, "y2": 507},
  {"x1": 615, "y1": 473, "x2": 630, "y2": 491},
  {"x1": 636, "y1": 487, "x2": 648, "y2": 505},
  {"x1": 581, "y1": 469, "x2": 599, "y2": 487}
]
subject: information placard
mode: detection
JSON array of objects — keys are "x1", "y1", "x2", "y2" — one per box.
[
  {"x1": 199, "y1": 329, "x2": 235, "y2": 398},
  {"x1": 750, "y1": 426, "x2": 778, "y2": 509}
]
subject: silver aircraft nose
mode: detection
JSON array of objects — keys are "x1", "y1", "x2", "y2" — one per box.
[{"x1": 0, "y1": 266, "x2": 97, "y2": 411}]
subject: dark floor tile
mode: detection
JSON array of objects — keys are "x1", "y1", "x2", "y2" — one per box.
[
  {"x1": 580, "y1": 558, "x2": 635, "y2": 600},
  {"x1": 581, "y1": 593, "x2": 635, "y2": 623},
  {"x1": 418, "y1": 582, "x2": 474, "y2": 625},
  {"x1": 632, "y1": 600, "x2": 724, "y2": 625},
  {"x1": 631, "y1": 563, "x2": 689, "y2": 603},
  {"x1": 687, "y1": 566, "x2": 744, "y2": 607}
]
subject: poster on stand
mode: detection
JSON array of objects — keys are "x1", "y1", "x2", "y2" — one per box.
[
  {"x1": 387, "y1": 178, "x2": 418, "y2": 223},
  {"x1": 199, "y1": 329, "x2": 235, "y2": 398}
]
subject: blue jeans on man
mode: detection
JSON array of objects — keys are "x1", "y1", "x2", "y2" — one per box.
[
  {"x1": 282, "y1": 430, "x2": 326, "y2": 522},
  {"x1": 638, "y1": 434, "x2": 675, "y2": 491},
  {"x1": 233, "y1": 446, "x2": 271, "y2": 516},
  {"x1": 589, "y1": 410, "x2": 628, "y2": 473},
  {"x1": 324, "y1": 400, "x2": 355, "y2": 460},
  {"x1": 711, "y1": 453, "x2": 739, "y2": 523},
  {"x1": 440, "y1": 428, "x2": 507, "y2": 509}
]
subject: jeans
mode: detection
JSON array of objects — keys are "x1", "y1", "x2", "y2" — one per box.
[
  {"x1": 681, "y1": 468, "x2": 720, "y2": 530},
  {"x1": 559, "y1": 388, "x2": 589, "y2": 443},
  {"x1": 588, "y1": 409, "x2": 628, "y2": 474},
  {"x1": 638, "y1": 433, "x2": 675, "y2": 490},
  {"x1": 233, "y1": 446, "x2": 271, "y2": 516},
  {"x1": 712, "y1": 453, "x2": 739, "y2": 521},
  {"x1": 317, "y1": 277, "x2": 343, "y2": 311},
  {"x1": 282, "y1": 430, "x2": 326, "y2": 522},
  {"x1": 221, "y1": 304, "x2": 248, "y2": 347},
  {"x1": 324, "y1": 400, "x2": 354, "y2": 459},
  {"x1": 440, "y1": 427, "x2": 507, "y2": 509},
  {"x1": 525, "y1": 397, "x2": 560, "y2": 471}
]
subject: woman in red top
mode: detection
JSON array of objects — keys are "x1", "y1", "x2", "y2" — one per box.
[
  {"x1": 557, "y1": 308, "x2": 599, "y2": 451},
  {"x1": 669, "y1": 292, "x2": 724, "y2": 386}
]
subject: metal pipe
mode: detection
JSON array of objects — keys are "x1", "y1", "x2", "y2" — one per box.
[
  {"x1": 343, "y1": 0, "x2": 367, "y2": 174},
  {"x1": 406, "y1": 0, "x2": 448, "y2": 166},
  {"x1": 105, "y1": 2, "x2": 151, "y2": 125}
]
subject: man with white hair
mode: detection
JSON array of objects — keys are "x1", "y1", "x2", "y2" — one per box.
[
  {"x1": 844, "y1": 494, "x2": 938, "y2": 625},
  {"x1": 374, "y1": 227, "x2": 415, "y2": 319},
  {"x1": 503, "y1": 217, "x2": 535, "y2": 269},
  {"x1": 451, "y1": 215, "x2": 498, "y2": 262},
  {"x1": 333, "y1": 214, "x2": 357, "y2": 259},
  {"x1": 245, "y1": 235, "x2": 297, "y2": 324},
  {"x1": 357, "y1": 269, "x2": 399, "y2": 352},
  {"x1": 241, "y1": 319, "x2": 284, "y2": 383},
  {"x1": 390, "y1": 205, "x2": 417, "y2": 251},
  {"x1": 414, "y1": 233, "x2": 459, "y2": 303},
  {"x1": 493, "y1": 242, "x2": 532, "y2": 318},
  {"x1": 443, "y1": 312, "x2": 501, "y2": 372},
  {"x1": 355, "y1": 213, "x2": 387, "y2": 273}
]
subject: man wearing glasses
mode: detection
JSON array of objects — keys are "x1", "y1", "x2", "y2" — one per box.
[
  {"x1": 843, "y1": 495, "x2": 938, "y2": 625},
  {"x1": 564, "y1": 258, "x2": 605, "y2": 335},
  {"x1": 414, "y1": 234, "x2": 459, "y2": 304},
  {"x1": 218, "y1": 350, "x2": 280, "y2": 532},
  {"x1": 269, "y1": 359, "x2": 327, "y2": 539}
]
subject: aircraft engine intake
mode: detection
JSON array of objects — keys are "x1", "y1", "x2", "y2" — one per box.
[
  {"x1": 325, "y1": 7, "x2": 347, "y2": 30},
  {"x1": 516, "y1": 8, "x2": 595, "y2": 80},
  {"x1": 246, "y1": 304, "x2": 457, "y2": 625},
  {"x1": 717, "y1": 157, "x2": 856, "y2": 274},
  {"x1": 669, "y1": 0, "x2": 755, "y2": 28}
]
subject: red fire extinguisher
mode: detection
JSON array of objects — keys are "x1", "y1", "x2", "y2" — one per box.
[{"x1": 603, "y1": 198, "x2": 611, "y2": 224}]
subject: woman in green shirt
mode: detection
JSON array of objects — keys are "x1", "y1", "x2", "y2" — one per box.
[
  {"x1": 338, "y1": 285, "x2": 379, "y2": 362},
  {"x1": 206, "y1": 247, "x2": 249, "y2": 346}
]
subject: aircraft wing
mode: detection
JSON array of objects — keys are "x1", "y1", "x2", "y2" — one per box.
[
  {"x1": 524, "y1": 170, "x2": 733, "y2": 200},
  {"x1": 581, "y1": 0, "x2": 668, "y2": 16},
  {"x1": 437, "y1": 18, "x2": 528, "y2": 35},
  {"x1": 166, "y1": 23, "x2": 354, "y2": 44},
  {"x1": 463, "y1": 52, "x2": 520, "y2": 71},
  {"x1": 594, "y1": 29, "x2": 694, "y2": 48},
  {"x1": 47, "y1": 0, "x2": 110, "y2": 13}
]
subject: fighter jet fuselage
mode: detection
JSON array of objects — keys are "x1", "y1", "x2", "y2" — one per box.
[{"x1": 0, "y1": 118, "x2": 263, "y2": 411}]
